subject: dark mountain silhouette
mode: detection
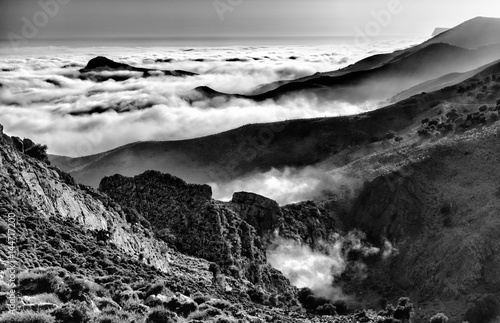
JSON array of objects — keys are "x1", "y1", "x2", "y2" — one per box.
[
  {"x1": 190, "y1": 17, "x2": 500, "y2": 105},
  {"x1": 78, "y1": 56, "x2": 196, "y2": 82},
  {"x1": 390, "y1": 58, "x2": 500, "y2": 102},
  {"x1": 421, "y1": 16, "x2": 500, "y2": 49}
]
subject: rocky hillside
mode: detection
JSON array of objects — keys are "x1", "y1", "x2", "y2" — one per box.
[
  {"x1": 322, "y1": 113, "x2": 500, "y2": 322},
  {"x1": 1, "y1": 124, "x2": 427, "y2": 322},
  {"x1": 98, "y1": 171, "x2": 297, "y2": 295}
]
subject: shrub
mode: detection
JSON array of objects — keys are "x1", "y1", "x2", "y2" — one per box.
[
  {"x1": 145, "y1": 309, "x2": 178, "y2": 323},
  {"x1": 94, "y1": 230, "x2": 111, "y2": 243},
  {"x1": 333, "y1": 300, "x2": 349, "y2": 315},
  {"x1": 0, "y1": 312, "x2": 54, "y2": 323},
  {"x1": 56, "y1": 276, "x2": 90, "y2": 302},
  {"x1": 479, "y1": 105, "x2": 489, "y2": 112},
  {"x1": 188, "y1": 304, "x2": 222, "y2": 320},
  {"x1": 91, "y1": 314, "x2": 121, "y2": 323},
  {"x1": 206, "y1": 299, "x2": 231, "y2": 311},
  {"x1": 393, "y1": 297, "x2": 413, "y2": 322},
  {"x1": 246, "y1": 288, "x2": 266, "y2": 304},
  {"x1": 165, "y1": 297, "x2": 197, "y2": 317},
  {"x1": 430, "y1": 313, "x2": 449, "y2": 323},
  {"x1": 50, "y1": 303, "x2": 90, "y2": 323},
  {"x1": 418, "y1": 128, "x2": 431, "y2": 137},
  {"x1": 191, "y1": 292, "x2": 210, "y2": 305},
  {"x1": 385, "y1": 131, "x2": 396, "y2": 140},
  {"x1": 464, "y1": 294, "x2": 500, "y2": 323},
  {"x1": 24, "y1": 144, "x2": 50, "y2": 165},
  {"x1": 297, "y1": 288, "x2": 332, "y2": 313},
  {"x1": 144, "y1": 283, "x2": 164, "y2": 299},
  {"x1": 17, "y1": 271, "x2": 59, "y2": 296},
  {"x1": 316, "y1": 303, "x2": 337, "y2": 315}
]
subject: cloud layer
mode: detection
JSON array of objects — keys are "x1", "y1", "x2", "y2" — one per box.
[
  {"x1": 0, "y1": 40, "x2": 421, "y2": 157},
  {"x1": 267, "y1": 231, "x2": 398, "y2": 300}
]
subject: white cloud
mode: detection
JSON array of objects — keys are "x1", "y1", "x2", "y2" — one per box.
[{"x1": 0, "y1": 39, "x2": 420, "y2": 157}]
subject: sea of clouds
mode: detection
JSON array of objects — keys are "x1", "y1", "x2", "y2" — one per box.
[{"x1": 0, "y1": 39, "x2": 423, "y2": 158}]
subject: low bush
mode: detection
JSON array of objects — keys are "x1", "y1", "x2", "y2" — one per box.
[
  {"x1": 297, "y1": 288, "x2": 333, "y2": 314},
  {"x1": 56, "y1": 276, "x2": 90, "y2": 302},
  {"x1": 0, "y1": 312, "x2": 54, "y2": 323},
  {"x1": 165, "y1": 297, "x2": 197, "y2": 317},
  {"x1": 246, "y1": 288, "x2": 266, "y2": 304},
  {"x1": 191, "y1": 292, "x2": 210, "y2": 305},
  {"x1": 50, "y1": 303, "x2": 89, "y2": 323},
  {"x1": 145, "y1": 309, "x2": 178, "y2": 323},
  {"x1": 316, "y1": 303, "x2": 337, "y2": 315},
  {"x1": 144, "y1": 283, "x2": 164, "y2": 300},
  {"x1": 17, "y1": 271, "x2": 60, "y2": 296},
  {"x1": 206, "y1": 299, "x2": 231, "y2": 311},
  {"x1": 429, "y1": 313, "x2": 449, "y2": 323},
  {"x1": 464, "y1": 294, "x2": 500, "y2": 323},
  {"x1": 393, "y1": 297, "x2": 414, "y2": 322}
]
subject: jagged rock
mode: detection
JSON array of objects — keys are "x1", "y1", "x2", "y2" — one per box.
[
  {"x1": 22, "y1": 138, "x2": 36, "y2": 151},
  {"x1": 99, "y1": 171, "x2": 295, "y2": 295},
  {"x1": 228, "y1": 192, "x2": 336, "y2": 247},
  {"x1": 11, "y1": 136, "x2": 23, "y2": 152}
]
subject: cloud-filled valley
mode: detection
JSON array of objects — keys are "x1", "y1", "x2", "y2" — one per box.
[{"x1": 0, "y1": 40, "x2": 422, "y2": 158}]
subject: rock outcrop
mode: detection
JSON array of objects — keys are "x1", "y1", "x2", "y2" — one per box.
[
  {"x1": 99, "y1": 171, "x2": 295, "y2": 295},
  {"x1": 228, "y1": 192, "x2": 337, "y2": 247}
]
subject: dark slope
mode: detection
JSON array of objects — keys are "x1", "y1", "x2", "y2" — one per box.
[
  {"x1": 390, "y1": 59, "x2": 500, "y2": 102},
  {"x1": 421, "y1": 16, "x2": 500, "y2": 49},
  {"x1": 243, "y1": 43, "x2": 500, "y2": 103},
  {"x1": 51, "y1": 60, "x2": 500, "y2": 188},
  {"x1": 331, "y1": 120, "x2": 500, "y2": 322},
  {"x1": 207, "y1": 17, "x2": 500, "y2": 103}
]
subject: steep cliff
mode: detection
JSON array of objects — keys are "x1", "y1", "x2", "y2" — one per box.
[
  {"x1": 98, "y1": 172, "x2": 301, "y2": 296},
  {"x1": 228, "y1": 192, "x2": 337, "y2": 247}
]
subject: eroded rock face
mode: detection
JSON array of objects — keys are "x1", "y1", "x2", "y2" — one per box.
[
  {"x1": 228, "y1": 192, "x2": 337, "y2": 247},
  {"x1": 99, "y1": 171, "x2": 295, "y2": 294},
  {"x1": 0, "y1": 130, "x2": 171, "y2": 273}
]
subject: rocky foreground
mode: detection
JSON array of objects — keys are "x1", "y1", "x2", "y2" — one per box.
[{"x1": 0, "y1": 123, "x2": 423, "y2": 322}]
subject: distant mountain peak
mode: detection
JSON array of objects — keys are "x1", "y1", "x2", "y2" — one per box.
[{"x1": 432, "y1": 27, "x2": 449, "y2": 36}]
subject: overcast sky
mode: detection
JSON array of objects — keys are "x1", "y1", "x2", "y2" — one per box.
[{"x1": 1, "y1": 0, "x2": 499, "y2": 41}]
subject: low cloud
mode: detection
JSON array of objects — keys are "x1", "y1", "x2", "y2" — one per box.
[
  {"x1": 210, "y1": 166, "x2": 363, "y2": 205},
  {"x1": 0, "y1": 40, "x2": 419, "y2": 156},
  {"x1": 267, "y1": 231, "x2": 398, "y2": 300}
]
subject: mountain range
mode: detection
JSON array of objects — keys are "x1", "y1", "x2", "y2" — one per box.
[{"x1": 2, "y1": 16, "x2": 500, "y2": 323}]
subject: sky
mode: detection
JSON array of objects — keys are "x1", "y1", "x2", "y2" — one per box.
[{"x1": 1, "y1": 0, "x2": 500, "y2": 43}]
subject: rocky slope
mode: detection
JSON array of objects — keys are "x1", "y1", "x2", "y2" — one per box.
[
  {"x1": 98, "y1": 171, "x2": 343, "y2": 297},
  {"x1": 227, "y1": 192, "x2": 337, "y2": 247},
  {"x1": 98, "y1": 171, "x2": 297, "y2": 296},
  {"x1": 0, "y1": 123, "x2": 428, "y2": 323},
  {"x1": 320, "y1": 114, "x2": 500, "y2": 322}
]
